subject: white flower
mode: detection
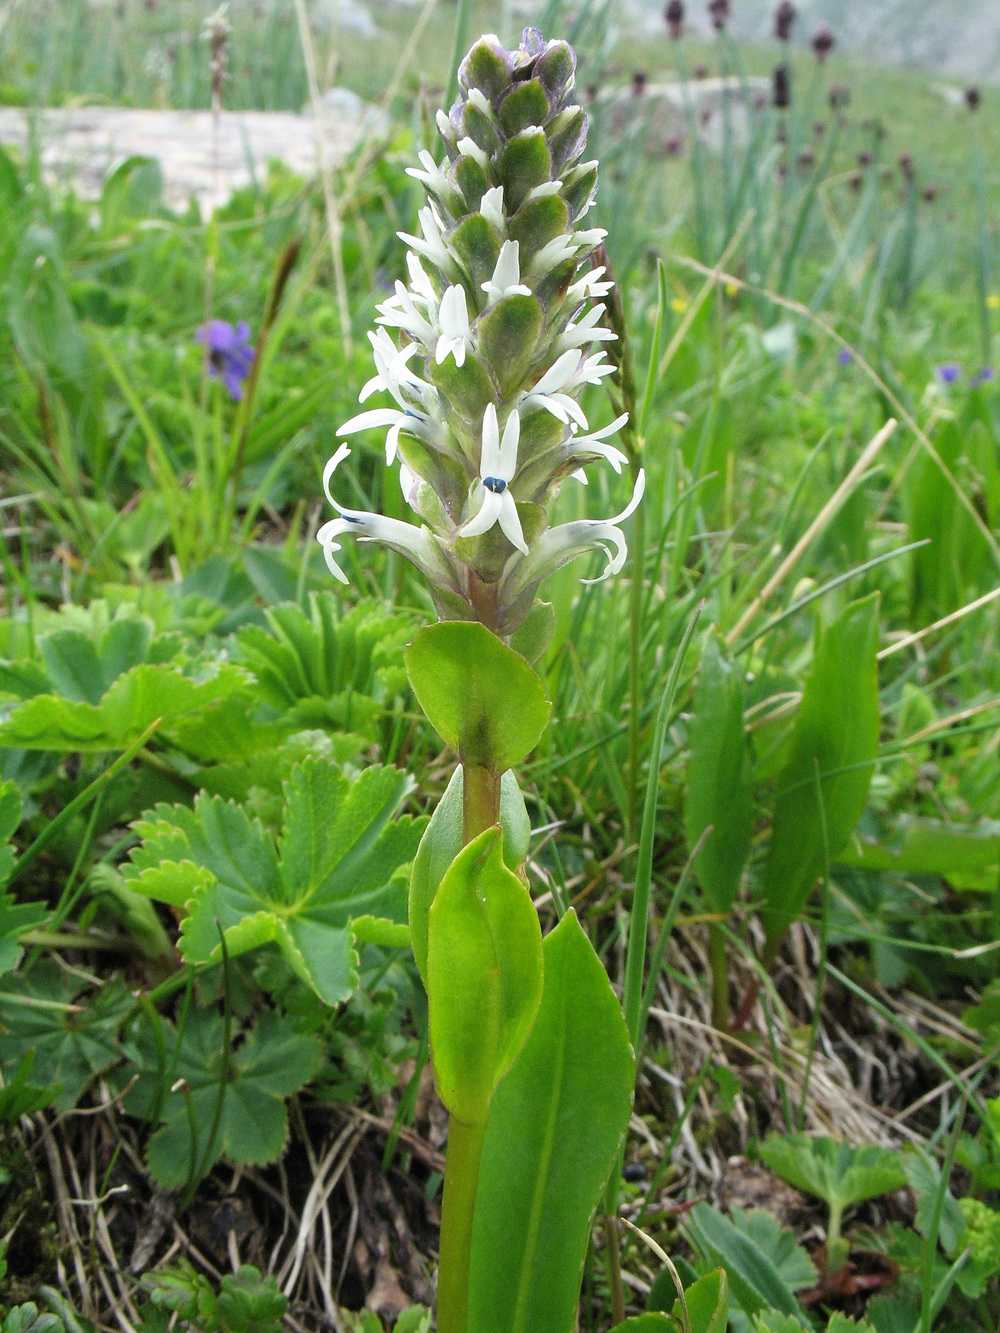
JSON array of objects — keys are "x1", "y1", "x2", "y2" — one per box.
[
  {"x1": 480, "y1": 185, "x2": 506, "y2": 233},
  {"x1": 337, "y1": 393, "x2": 432, "y2": 465},
  {"x1": 459, "y1": 404, "x2": 528, "y2": 554},
  {"x1": 435, "y1": 285, "x2": 474, "y2": 367},
  {"x1": 506, "y1": 470, "x2": 646, "y2": 592},
  {"x1": 567, "y1": 266, "x2": 615, "y2": 303},
  {"x1": 406, "y1": 149, "x2": 453, "y2": 199},
  {"x1": 318, "y1": 443, "x2": 454, "y2": 588},
  {"x1": 482, "y1": 240, "x2": 531, "y2": 305},
  {"x1": 519, "y1": 348, "x2": 608, "y2": 428},
  {"x1": 359, "y1": 330, "x2": 427, "y2": 405},
  {"x1": 567, "y1": 413, "x2": 630, "y2": 473},
  {"x1": 456, "y1": 136, "x2": 490, "y2": 172},
  {"x1": 557, "y1": 303, "x2": 617, "y2": 352},
  {"x1": 525, "y1": 180, "x2": 562, "y2": 203},
  {"x1": 526, "y1": 233, "x2": 579, "y2": 278},
  {"x1": 376, "y1": 279, "x2": 437, "y2": 347},
  {"x1": 398, "y1": 204, "x2": 456, "y2": 277}
]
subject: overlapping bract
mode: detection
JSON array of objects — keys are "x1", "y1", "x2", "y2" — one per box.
[{"x1": 319, "y1": 27, "x2": 643, "y2": 630}]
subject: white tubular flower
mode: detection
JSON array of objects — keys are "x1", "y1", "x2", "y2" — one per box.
[
  {"x1": 567, "y1": 266, "x2": 615, "y2": 303},
  {"x1": 527, "y1": 233, "x2": 580, "y2": 278},
  {"x1": 435, "y1": 285, "x2": 474, "y2": 367},
  {"x1": 519, "y1": 349, "x2": 592, "y2": 428},
  {"x1": 337, "y1": 404, "x2": 431, "y2": 466},
  {"x1": 406, "y1": 149, "x2": 452, "y2": 197},
  {"x1": 456, "y1": 136, "x2": 490, "y2": 172},
  {"x1": 398, "y1": 204, "x2": 456, "y2": 277},
  {"x1": 482, "y1": 240, "x2": 531, "y2": 305},
  {"x1": 460, "y1": 404, "x2": 528, "y2": 554},
  {"x1": 509, "y1": 470, "x2": 645, "y2": 591},
  {"x1": 480, "y1": 186, "x2": 506, "y2": 234},
  {"x1": 557, "y1": 304, "x2": 617, "y2": 352},
  {"x1": 319, "y1": 444, "x2": 451, "y2": 586},
  {"x1": 376, "y1": 280, "x2": 437, "y2": 347},
  {"x1": 567, "y1": 413, "x2": 630, "y2": 473},
  {"x1": 360, "y1": 331, "x2": 427, "y2": 404}
]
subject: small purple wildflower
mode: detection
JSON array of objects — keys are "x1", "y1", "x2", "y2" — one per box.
[
  {"x1": 837, "y1": 347, "x2": 853, "y2": 367},
  {"x1": 973, "y1": 366, "x2": 995, "y2": 385},
  {"x1": 197, "y1": 319, "x2": 254, "y2": 400},
  {"x1": 936, "y1": 362, "x2": 961, "y2": 385}
]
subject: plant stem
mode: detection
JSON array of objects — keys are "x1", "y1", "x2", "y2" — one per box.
[
  {"x1": 603, "y1": 1213, "x2": 626, "y2": 1327},
  {"x1": 437, "y1": 1115, "x2": 488, "y2": 1333},
  {"x1": 462, "y1": 765, "x2": 500, "y2": 843},
  {"x1": 708, "y1": 921, "x2": 729, "y2": 1033}
]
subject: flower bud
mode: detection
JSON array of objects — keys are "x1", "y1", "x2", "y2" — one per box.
[
  {"x1": 773, "y1": 2, "x2": 795, "y2": 41},
  {"x1": 811, "y1": 22, "x2": 834, "y2": 61},
  {"x1": 772, "y1": 65, "x2": 790, "y2": 109},
  {"x1": 665, "y1": 0, "x2": 685, "y2": 38}
]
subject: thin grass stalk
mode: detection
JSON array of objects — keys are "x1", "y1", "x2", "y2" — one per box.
[{"x1": 920, "y1": 1100, "x2": 967, "y2": 1333}]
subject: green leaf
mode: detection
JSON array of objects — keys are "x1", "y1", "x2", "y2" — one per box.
[
  {"x1": 126, "y1": 758, "x2": 423, "y2": 1004},
  {"x1": 757, "y1": 1135, "x2": 906, "y2": 1214},
  {"x1": 499, "y1": 79, "x2": 551, "y2": 135},
  {"x1": 0, "y1": 962, "x2": 132, "y2": 1110},
  {"x1": 727, "y1": 1209, "x2": 817, "y2": 1291},
  {"x1": 0, "y1": 1051, "x2": 59, "y2": 1123},
  {"x1": 427, "y1": 827, "x2": 542, "y2": 1123},
  {"x1": 467, "y1": 910, "x2": 635, "y2": 1333},
  {"x1": 838, "y1": 815, "x2": 1000, "y2": 891},
  {"x1": 0, "y1": 663, "x2": 248, "y2": 751},
  {"x1": 761, "y1": 594, "x2": 880, "y2": 944},
  {"x1": 903, "y1": 1152, "x2": 965, "y2": 1255},
  {"x1": 609, "y1": 1319, "x2": 674, "y2": 1332},
  {"x1": 126, "y1": 1008, "x2": 322, "y2": 1187},
  {"x1": 405, "y1": 622, "x2": 550, "y2": 775},
  {"x1": 498, "y1": 129, "x2": 553, "y2": 213},
  {"x1": 683, "y1": 1202, "x2": 810, "y2": 1327},
  {"x1": 677, "y1": 1269, "x2": 729, "y2": 1333},
  {"x1": 409, "y1": 765, "x2": 530, "y2": 986},
  {"x1": 684, "y1": 633, "x2": 753, "y2": 913}
]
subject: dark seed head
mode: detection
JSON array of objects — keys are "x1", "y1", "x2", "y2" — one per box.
[
  {"x1": 708, "y1": 0, "x2": 730, "y2": 31},
  {"x1": 811, "y1": 22, "x2": 835, "y2": 61},
  {"x1": 965, "y1": 86, "x2": 981, "y2": 112},
  {"x1": 772, "y1": 65, "x2": 790, "y2": 109},
  {"x1": 665, "y1": 0, "x2": 685, "y2": 38},
  {"x1": 774, "y1": 1, "x2": 796, "y2": 41}
]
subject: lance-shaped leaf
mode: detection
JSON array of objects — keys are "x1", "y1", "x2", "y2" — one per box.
[
  {"x1": 427, "y1": 827, "x2": 542, "y2": 1124},
  {"x1": 467, "y1": 910, "x2": 635, "y2": 1333},
  {"x1": 405, "y1": 621, "x2": 550, "y2": 775},
  {"x1": 125, "y1": 757, "x2": 425, "y2": 1005},
  {"x1": 685, "y1": 632, "x2": 753, "y2": 914},
  {"x1": 761, "y1": 594, "x2": 880, "y2": 945},
  {"x1": 409, "y1": 765, "x2": 531, "y2": 987},
  {"x1": 682, "y1": 1203, "x2": 810, "y2": 1329}
]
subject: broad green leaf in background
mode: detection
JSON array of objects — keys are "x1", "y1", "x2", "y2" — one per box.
[
  {"x1": 757, "y1": 1135, "x2": 906, "y2": 1215},
  {"x1": 236, "y1": 594, "x2": 415, "y2": 738},
  {"x1": 629, "y1": 1270, "x2": 728, "y2": 1333},
  {"x1": 685, "y1": 632, "x2": 753, "y2": 913},
  {"x1": 125, "y1": 757, "x2": 424, "y2": 1005},
  {"x1": 839, "y1": 815, "x2": 1000, "y2": 892},
  {"x1": 761, "y1": 593, "x2": 881, "y2": 946},
  {"x1": 405, "y1": 621, "x2": 550, "y2": 774},
  {"x1": 0, "y1": 663, "x2": 250, "y2": 752},
  {"x1": 409, "y1": 765, "x2": 531, "y2": 986},
  {"x1": 123, "y1": 1008, "x2": 322, "y2": 1187},
  {"x1": 0, "y1": 961, "x2": 133, "y2": 1109},
  {"x1": 426, "y1": 827, "x2": 542, "y2": 1123},
  {"x1": 727, "y1": 1210, "x2": 817, "y2": 1293},
  {"x1": 0, "y1": 1051, "x2": 60, "y2": 1123},
  {"x1": 682, "y1": 1202, "x2": 810, "y2": 1328},
  {"x1": 467, "y1": 910, "x2": 635, "y2": 1333},
  {"x1": 609, "y1": 1318, "x2": 673, "y2": 1332}
]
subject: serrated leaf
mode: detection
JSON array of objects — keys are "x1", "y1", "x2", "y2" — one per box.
[
  {"x1": 728, "y1": 1209, "x2": 817, "y2": 1291},
  {"x1": 757, "y1": 1135, "x2": 906, "y2": 1214},
  {"x1": 683, "y1": 1202, "x2": 809, "y2": 1327},
  {"x1": 127, "y1": 758, "x2": 423, "y2": 1005},
  {"x1": 127, "y1": 1008, "x2": 322, "y2": 1186}
]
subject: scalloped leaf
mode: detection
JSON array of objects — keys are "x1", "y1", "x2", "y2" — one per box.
[{"x1": 125, "y1": 757, "x2": 424, "y2": 1005}]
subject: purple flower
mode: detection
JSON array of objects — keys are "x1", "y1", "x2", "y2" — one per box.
[
  {"x1": 937, "y1": 362, "x2": 961, "y2": 385},
  {"x1": 973, "y1": 366, "x2": 995, "y2": 385},
  {"x1": 837, "y1": 347, "x2": 853, "y2": 367},
  {"x1": 197, "y1": 319, "x2": 254, "y2": 400}
]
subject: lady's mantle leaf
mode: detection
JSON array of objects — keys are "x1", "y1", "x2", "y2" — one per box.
[{"x1": 125, "y1": 757, "x2": 424, "y2": 1005}]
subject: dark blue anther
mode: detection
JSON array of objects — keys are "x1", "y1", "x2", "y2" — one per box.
[
  {"x1": 344, "y1": 514, "x2": 362, "y2": 523},
  {"x1": 483, "y1": 476, "x2": 507, "y2": 493}
]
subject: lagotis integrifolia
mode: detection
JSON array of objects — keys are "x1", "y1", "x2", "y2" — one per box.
[{"x1": 319, "y1": 27, "x2": 644, "y2": 634}]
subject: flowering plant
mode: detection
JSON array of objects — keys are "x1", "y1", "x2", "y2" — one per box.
[{"x1": 320, "y1": 29, "x2": 651, "y2": 1333}]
